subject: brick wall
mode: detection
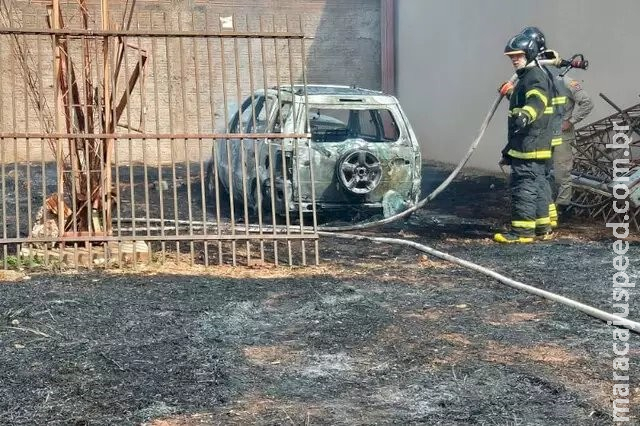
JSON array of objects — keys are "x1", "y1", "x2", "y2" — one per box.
[{"x1": 0, "y1": 0, "x2": 381, "y2": 164}]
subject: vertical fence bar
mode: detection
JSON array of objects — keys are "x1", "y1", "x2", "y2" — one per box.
[
  {"x1": 110, "y1": 33, "x2": 124, "y2": 267},
  {"x1": 163, "y1": 13, "x2": 180, "y2": 264},
  {"x1": 259, "y1": 16, "x2": 278, "y2": 266},
  {"x1": 299, "y1": 15, "x2": 319, "y2": 265},
  {"x1": 245, "y1": 15, "x2": 265, "y2": 263},
  {"x1": 12, "y1": 42, "x2": 22, "y2": 269},
  {"x1": 101, "y1": 0, "x2": 114, "y2": 265},
  {"x1": 53, "y1": 0, "x2": 65, "y2": 267},
  {"x1": 232, "y1": 16, "x2": 251, "y2": 266},
  {"x1": 64, "y1": 35, "x2": 80, "y2": 268},
  {"x1": 80, "y1": 30, "x2": 93, "y2": 269},
  {"x1": 219, "y1": 16, "x2": 236, "y2": 266},
  {"x1": 137, "y1": 17, "x2": 152, "y2": 265},
  {"x1": 286, "y1": 15, "x2": 306, "y2": 266},
  {"x1": 272, "y1": 17, "x2": 293, "y2": 266},
  {"x1": 192, "y1": 12, "x2": 209, "y2": 267},
  {"x1": 35, "y1": 33, "x2": 50, "y2": 266},
  {"x1": 0, "y1": 35, "x2": 6, "y2": 269},
  {"x1": 150, "y1": 12, "x2": 166, "y2": 263},
  {"x1": 24, "y1": 35, "x2": 33, "y2": 266},
  {"x1": 205, "y1": 11, "x2": 223, "y2": 265},
  {"x1": 121, "y1": 32, "x2": 138, "y2": 267},
  {"x1": 177, "y1": 16, "x2": 195, "y2": 266},
  {"x1": 95, "y1": 33, "x2": 108, "y2": 265}
]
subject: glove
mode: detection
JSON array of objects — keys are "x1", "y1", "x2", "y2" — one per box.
[
  {"x1": 498, "y1": 81, "x2": 514, "y2": 97},
  {"x1": 512, "y1": 108, "x2": 532, "y2": 133},
  {"x1": 499, "y1": 157, "x2": 511, "y2": 167}
]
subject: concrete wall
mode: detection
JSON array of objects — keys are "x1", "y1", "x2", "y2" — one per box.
[{"x1": 396, "y1": 0, "x2": 639, "y2": 170}]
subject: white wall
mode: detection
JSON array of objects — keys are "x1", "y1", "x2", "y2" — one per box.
[{"x1": 397, "y1": 0, "x2": 639, "y2": 170}]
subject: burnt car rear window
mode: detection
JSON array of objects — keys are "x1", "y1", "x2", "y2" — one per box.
[{"x1": 309, "y1": 107, "x2": 400, "y2": 143}]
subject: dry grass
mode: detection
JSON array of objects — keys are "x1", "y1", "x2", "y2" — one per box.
[
  {"x1": 401, "y1": 308, "x2": 445, "y2": 322},
  {"x1": 484, "y1": 311, "x2": 549, "y2": 326},
  {"x1": 482, "y1": 341, "x2": 583, "y2": 366},
  {"x1": 418, "y1": 255, "x2": 453, "y2": 270},
  {"x1": 438, "y1": 333, "x2": 472, "y2": 346},
  {"x1": 109, "y1": 260, "x2": 346, "y2": 280},
  {"x1": 0, "y1": 270, "x2": 27, "y2": 281},
  {"x1": 145, "y1": 392, "x2": 324, "y2": 426}
]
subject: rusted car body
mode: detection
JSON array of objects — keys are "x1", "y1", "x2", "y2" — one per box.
[{"x1": 211, "y1": 85, "x2": 422, "y2": 217}]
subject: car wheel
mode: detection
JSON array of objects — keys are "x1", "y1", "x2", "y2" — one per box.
[{"x1": 336, "y1": 149, "x2": 383, "y2": 195}]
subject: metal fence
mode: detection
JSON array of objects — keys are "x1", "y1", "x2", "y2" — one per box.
[{"x1": 0, "y1": 3, "x2": 319, "y2": 269}]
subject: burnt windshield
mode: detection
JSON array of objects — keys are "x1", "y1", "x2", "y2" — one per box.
[{"x1": 309, "y1": 107, "x2": 400, "y2": 143}]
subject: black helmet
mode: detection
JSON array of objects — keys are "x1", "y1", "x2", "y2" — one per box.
[
  {"x1": 520, "y1": 26, "x2": 546, "y2": 52},
  {"x1": 504, "y1": 34, "x2": 539, "y2": 63}
]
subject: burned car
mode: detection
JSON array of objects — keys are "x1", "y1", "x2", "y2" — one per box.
[{"x1": 209, "y1": 85, "x2": 422, "y2": 218}]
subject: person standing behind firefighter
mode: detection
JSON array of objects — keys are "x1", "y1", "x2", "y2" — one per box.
[
  {"x1": 519, "y1": 27, "x2": 594, "y2": 228},
  {"x1": 495, "y1": 34, "x2": 554, "y2": 243},
  {"x1": 553, "y1": 70, "x2": 594, "y2": 220}
]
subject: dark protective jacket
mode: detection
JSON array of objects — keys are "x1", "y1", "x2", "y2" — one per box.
[
  {"x1": 542, "y1": 65, "x2": 571, "y2": 147},
  {"x1": 503, "y1": 65, "x2": 554, "y2": 160}
]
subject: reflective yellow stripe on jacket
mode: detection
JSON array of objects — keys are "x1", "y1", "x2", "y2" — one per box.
[
  {"x1": 522, "y1": 105, "x2": 538, "y2": 121},
  {"x1": 507, "y1": 148, "x2": 553, "y2": 160},
  {"x1": 526, "y1": 89, "x2": 549, "y2": 106},
  {"x1": 551, "y1": 137, "x2": 563, "y2": 146},
  {"x1": 552, "y1": 96, "x2": 567, "y2": 105}
]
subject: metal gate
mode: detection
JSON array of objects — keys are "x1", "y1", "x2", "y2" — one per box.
[{"x1": 0, "y1": 1, "x2": 319, "y2": 269}]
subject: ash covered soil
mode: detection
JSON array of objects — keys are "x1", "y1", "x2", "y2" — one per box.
[{"x1": 0, "y1": 163, "x2": 639, "y2": 425}]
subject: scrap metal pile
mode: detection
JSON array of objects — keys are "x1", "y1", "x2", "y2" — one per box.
[{"x1": 571, "y1": 94, "x2": 640, "y2": 231}]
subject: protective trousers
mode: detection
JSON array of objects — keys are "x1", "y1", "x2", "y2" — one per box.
[
  {"x1": 544, "y1": 157, "x2": 558, "y2": 226},
  {"x1": 510, "y1": 159, "x2": 551, "y2": 237},
  {"x1": 554, "y1": 129, "x2": 576, "y2": 206}
]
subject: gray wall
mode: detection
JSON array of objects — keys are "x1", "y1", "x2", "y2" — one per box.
[{"x1": 397, "y1": 0, "x2": 639, "y2": 170}]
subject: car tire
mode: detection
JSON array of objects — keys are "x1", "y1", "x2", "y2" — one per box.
[{"x1": 336, "y1": 149, "x2": 383, "y2": 195}]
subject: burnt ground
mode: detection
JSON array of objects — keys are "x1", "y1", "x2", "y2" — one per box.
[{"x1": 0, "y1": 162, "x2": 639, "y2": 425}]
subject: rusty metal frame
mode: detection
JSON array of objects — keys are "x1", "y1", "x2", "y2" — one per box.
[
  {"x1": 571, "y1": 101, "x2": 640, "y2": 231},
  {"x1": 0, "y1": 5, "x2": 319, "y2": 269}
]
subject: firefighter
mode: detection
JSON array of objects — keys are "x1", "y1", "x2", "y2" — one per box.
[
  {"x1": 494, "y1": 34, "x2": 554, "y2": 243},
  {"x1": 520, "y1": 27, "x2": 594, "y2": 228}
]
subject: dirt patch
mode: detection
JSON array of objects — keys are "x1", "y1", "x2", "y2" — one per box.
[
  {"x1": 483, "y1": 341, "x2": 584, "y2": 366},
  {"x1": 485, "y1": 311, "x2": 549, "y2": 325},
  {"x1": 439, "y1": 333, "x2": 472, "y2": 346},
  {"x1": 145, "y1": 392, "x2": 324, "y2": 426},
  {"x1": 242, "y1": 345, "x2": 301, "y2": 366},
  {"x1": 402, "y1": 308, "x2": 445, "y2": 322},
  {"x1": 418, "y1": 254, "x2": 453, "y2": 269}
]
